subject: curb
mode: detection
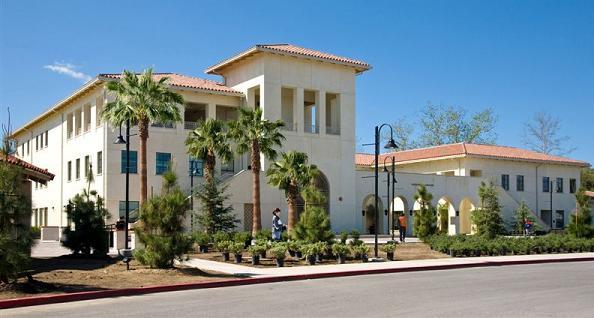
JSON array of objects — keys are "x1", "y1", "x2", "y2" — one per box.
[{"x1": 2, "y1": 256, "x2": 594, "y2": 310}]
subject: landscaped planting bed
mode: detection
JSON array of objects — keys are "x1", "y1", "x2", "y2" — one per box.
[{"x1": 425, "y1": 234, "x2": 594, "y2": 257}]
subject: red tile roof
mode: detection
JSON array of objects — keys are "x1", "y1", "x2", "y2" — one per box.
[
  {"x1": 1, "y1": 154, "x2": 55, "y2": 180},
  {"x1": 98, "y1": 73, "x2": 243, "y2": 96},
  {"x1": 206, "y1": 44, "x2": 371, "y2": 74},
  {"x1": 356, "y1": 143, "x2": 590, "y2": 167}
]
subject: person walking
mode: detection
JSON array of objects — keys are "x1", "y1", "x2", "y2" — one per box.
[
  {"x1": 398, "y1": 212, "x2": 407, "y2": 242},
  {"x1": 271, "y1": 208, "x2": 284, "y2": 241}
]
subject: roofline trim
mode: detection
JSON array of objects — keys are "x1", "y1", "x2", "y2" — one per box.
[{"x1": 205, "y1": 45, "x2": 371, "y2": 75}]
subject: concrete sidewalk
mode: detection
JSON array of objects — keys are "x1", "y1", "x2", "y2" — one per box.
[{"x1": 184, "y1": 252, "x2": 594, "y2": 278}]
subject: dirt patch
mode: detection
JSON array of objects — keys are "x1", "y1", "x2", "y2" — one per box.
[
  {"x1": 190, "y1": 242, "x2": 448, "y2": 268},
  {"x1": 0, "y1": 256, "x2": 235, "y2": 300}
]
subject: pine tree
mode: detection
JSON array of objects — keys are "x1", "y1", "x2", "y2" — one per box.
[
  {"x1": 193, "y1": 180, "x2": 238, "y2": 234},
  {"x1": 292, "y1": 187, "x2": 333, "y2": 243},
  {"x1": 513, "y1": 201, "x2": 536, "y2": 235},
  {"x1": 437, "y1": 203, "x2": 449, "y2": 235},
  {"x1": 472, "y1": 181, "x2": 504, "y2": 238},
  {"x1": 62, "y1": 190, "x2": 110, "y2": 256},
  {"x1": 413, "y1": 185, "x2": 436, "y2": 239},
  {"x1": 134, "y1": 168, "x2": 193, "y2": 268},
  {"x1": 567, "y1": 188, "x2": 593, "y2": 238}
]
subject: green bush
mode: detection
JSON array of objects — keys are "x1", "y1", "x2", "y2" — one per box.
[
  {"x1": 300, "y1": 243, "x2": 321, "y2": 258},
  {"x1": 270, "y1": 243, "x2": 287, "y2": 259},
  {"x1": 381, "y1": 243, "x2": 397, "y2": 253},
  {"x1": 247, "y1": 244, "x2": 267, "y2": 256},
  {"x1": 351, "y1": 244, "x2": 370, "y2": 257},
  {"x1": 254, "y1": 229, "x2": 272, "y2": 241},
  {"x1": 349, "y1": 229, "x2": 364, "y2": 246},
  {"x1": 30, "y1": 226, "x2": 41, "y2": 240},
  {"x1": 215, "y1": 240, "x2": 232, "y2": 252},
  {"x1": 192, "y1": 232, "x2": 209, "y2": 246},
  {"x1": 332, "y1": 243, "x2": 350, "y2": 256},
  {"x1": 234, "y1": 231, "x2": 252, "y2": 245},
  {"x1": 292, "y1": 205, "x2": 334, "y2": 243},
  {"x1": 339, "y1": 231, "x2": 349, "y2": 244},
  {"x1": 229, "y1": 242, "x2": 244, "y2": 255}
]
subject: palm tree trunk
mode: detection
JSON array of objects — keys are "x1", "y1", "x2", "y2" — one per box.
[
  {"x1": 139, "y1": 118, "x2": 149, "y2": 207},
  {"x1": 287, "y1": 183, "x2": 298, "y2": 231},
  {"x1": 251, "y1": 140, "x2": 261, "y2": 236},
  {"x1": 204, "y1": 152, "x2": 215, "y2": 186}
]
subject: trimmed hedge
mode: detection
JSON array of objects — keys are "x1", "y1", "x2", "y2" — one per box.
[{"x1": 425, "y1": 234, "x2": 594, "y2": 257}]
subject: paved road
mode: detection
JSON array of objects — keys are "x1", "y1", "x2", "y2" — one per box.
[{"x1": 3, "y1": 262, "x2": 594, "y2": 318}]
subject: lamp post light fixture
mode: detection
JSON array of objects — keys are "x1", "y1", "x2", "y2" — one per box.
[
  {"x1": 373, "y1": 124, "x2": 398, "y2": 258},
  {"x1": 383, "y1": 155, "x2": 396, "y2": 242},
  {"x1": 114, "y1": 119, "x2": 133, "y2": 255}
]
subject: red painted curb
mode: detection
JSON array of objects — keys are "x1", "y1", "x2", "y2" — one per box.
[{"x1": 2, "y1": 256, "x2": 593, "y2": 310}]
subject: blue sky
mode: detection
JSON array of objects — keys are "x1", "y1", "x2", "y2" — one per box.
[{"x1": 1, "y1": 0, "x2": 593, "y2": 163}]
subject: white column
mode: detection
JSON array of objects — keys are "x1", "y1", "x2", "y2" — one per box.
[
  {"x1": 295, "y1": 87, "x2": 304, "y2": 135},
  {"x1": 318, "y1": 90, "x2": 326, "y2": 135},
  {"x1": 207, "y1": 103, "x2": 217, "y2": 120}
]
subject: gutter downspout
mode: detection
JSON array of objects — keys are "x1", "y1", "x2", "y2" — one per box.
[{"x1": 59, "y1": 112, "x2": 64, "y2": 238}]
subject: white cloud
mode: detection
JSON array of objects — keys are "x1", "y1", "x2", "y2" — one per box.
[{"x1": 43, "y1": 62, "x2": 92, "y2": 82}]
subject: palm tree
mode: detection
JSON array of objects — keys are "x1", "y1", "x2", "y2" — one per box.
[
  {"x1": 228, "y1": 107, "x2": 285, "y2": 235},
  {"x1": 266, "y1": 151, "x2": 318, "y2": 231},
  {"x1": 186, "y1": 119, "x2": 232, "y2": 186},
  {"x1": 102, "y1": 68, "x2": 183, "y2": 207}
]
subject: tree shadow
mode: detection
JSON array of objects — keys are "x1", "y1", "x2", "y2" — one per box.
[{"x1": 29, "y1": 255, "x2": 117, "y2": 274}]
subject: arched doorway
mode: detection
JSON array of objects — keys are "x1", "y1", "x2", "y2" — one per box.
[
  {"x1": 459, "y1": 198, "x2": 475, "y2": 234},
  {"x1": 362, "y1": 194, "x2": 383, "y2": 234},
  {"x1": 391, "y1": 196, "x2": 408, "y2": 237},
  {"x1": 437, "y1": 197, "x2": 456, "y2": 235}
]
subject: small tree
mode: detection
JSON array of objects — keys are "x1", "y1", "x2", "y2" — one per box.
[
  {"x1": 135, "y1": 168, "x2": 193, "y2": 268},
  {"x1": 437, "y1": 203, "x2": 449, "y2": 235},
  {"x1": 62, "y1": 190, "x2": 110, "y2": 256},
  {"x1": 413, "y1": 185, "x2": 436, "y2": 239},
  {"x1": 1, "y1": 115, "x2": 33, "y2": 284},
  {"x1": 292, "y1": 187, "x2": 333, "y2": 243},
  {"x1": 472, "y1": 181, "x2": 504, "y2": 238},
  {"x1": 513, "y1": 201, "x2": 536, "y2": 235},
  {"x1": 193, "y1": 180, "x2": 238, "y2": 234},
  {"x1": 567, "y1": 188, "x2": 593, "y2": 238}
]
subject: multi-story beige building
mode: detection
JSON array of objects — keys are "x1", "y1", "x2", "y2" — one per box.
[{"x1": 11, "y1": 44, "x2": 590, "y2": 239}]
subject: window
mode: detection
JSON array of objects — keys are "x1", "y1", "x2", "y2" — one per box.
[
  {"x1": 40, "y1": 133, "x2": 43, "y2": 149},
  {"x1": 44, "y1": 131, "x2": 48, "y2": 147},
  {"x1": 67, "y1": 161, "x2": 72, "y2": 181},
  {"x1": 76, "y1": 158, "x2": 81, "y2": 179},
  {"x1": 119, "y1": 201, "x2": 140, "y2": 222},
  {"x1": 97, "y1": 151, "x2": 103, "y2": 175},
  {"x1": 501, "y1": 174, "x2": 509, "y2": 191},
  {"x1": 121, "y1": 150, "x2": 138, "y2": 174},
  {"x1": 543, "y1": 177, "x2": 550, "y2": 193},
  {"x1": 555, "y1": 210, "x2": 565, "y2": 229},
  {"x1": 570, "y1": 178, "x2": 577, "y2": 194},
  {"x1": 156, "y1": 152, "x2": 171, "y2": 175},
  {"x1": 516, "y1": 175, "x2": 524, "y2": 192},
  {"x1": 21, "y1": 144, "x2": 24, "y2": 157},
  {"x1": 189, "y1": 157, "x2": 204, "y2": 176},
  {"x1": 85, "y1": 155, "x2": 90, "y2": 178},
  {"x1": 221, "y1": 157, "x2": 234, "y2": 173},
  {"x1": 151, "y1": 121, "x2": 175, "y2": 129},
  {"x1": 470, "y1": 170, "x2": 482, "y2": 177},
  {"x1": 556, "y1": 178, "x2": 563, "y2": 193},
  {"x1": 35, "y1": 135, "x2": 39, "y2": 151},
  {"x1": 26, "y1": 141, "x2": 29, "y2": 155},
  {"x1": 35, "y1": 181, "x2": 38, "y2": 189}
]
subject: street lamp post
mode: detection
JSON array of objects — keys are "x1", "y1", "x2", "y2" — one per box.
[
  {"x1": 373, "y1": 124, "x2": 398, "y2": 258},
  {"x1": 114, "y1": 119, "x2": 132, "y2": 251},
  {"x1": 383, "y1": 155, "x2": 396, "y2": 242}
]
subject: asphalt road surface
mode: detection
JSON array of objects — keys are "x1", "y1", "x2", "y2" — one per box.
[{"x1": 3, "y1": 262, "x2": 594, "y2": 318}]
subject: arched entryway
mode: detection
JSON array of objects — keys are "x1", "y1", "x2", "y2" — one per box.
[
  {"x1": 391, "y1": 196, "x2": 408, "y2": 237},
  {"x1": 362, "y1": 194, "x2": 383, "y2": 234},
  {"x1": 437, "y1": 196, "x2": 456, "y2": 235},
  {"x1": 459, "y1": 198, "x2": 475, "y2": 234}
]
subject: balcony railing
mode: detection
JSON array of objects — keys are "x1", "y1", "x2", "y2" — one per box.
[
  {"x1": 152, "y1": 121, "x2": 176, "y2": 129},
  {"x1": 184, "y1": 121, "x2": 198, "y2": 130},
  {"x1": 326, "y1": 126, "x2": 340, "y2": 135},
  {"x1": 304, "y1": 124, "x2": 319, "y2": 134},
  {"x1": 282, "y1": 122, "x2": 297, "y2": 132}
]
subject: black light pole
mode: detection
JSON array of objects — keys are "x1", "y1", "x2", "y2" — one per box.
[
  {"x1": 391, "y1": 156, "x2": 396, "y2": 242},
  {"x1": 114, "y1": 119, "x2": 131, "y2": 250},
  {"x1": 189, "y1": 165, "x2": 198, "y2": 230},
  {"x1": 373, "y1": 124, "x2": 398, "y2": 258},
  {"x1": 382, "y1": 156, "x2": 392, "y2": 237}
]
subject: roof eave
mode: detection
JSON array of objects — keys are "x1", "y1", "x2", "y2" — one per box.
[{"x1": 12, "y1": 78, "x2": 102, "y2": 137}]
